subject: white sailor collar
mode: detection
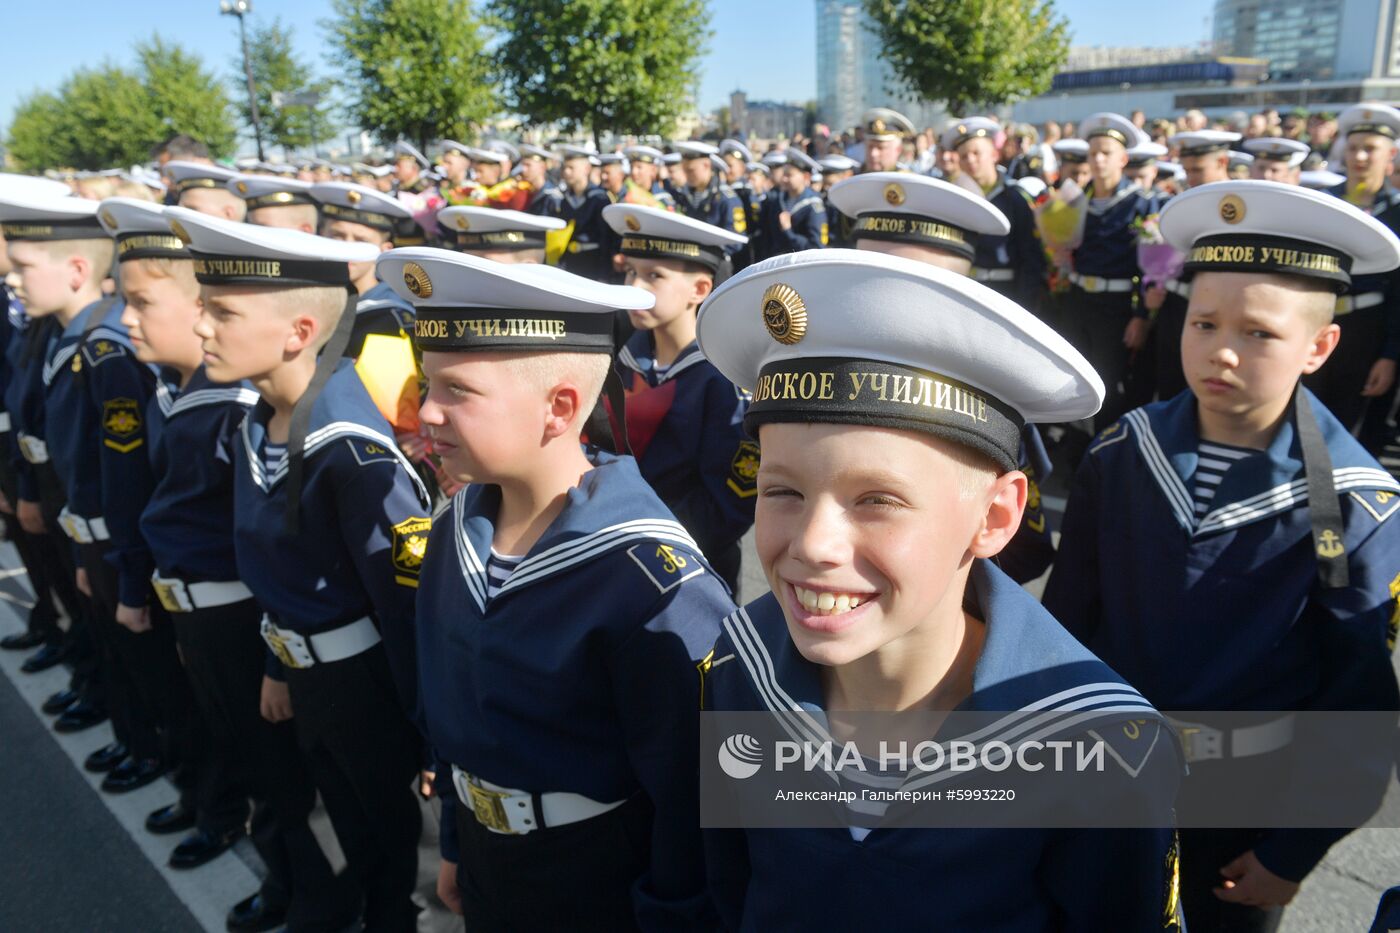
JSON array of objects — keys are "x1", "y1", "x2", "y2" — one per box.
[{"x1": 616, "y1": 330, "x2": 709, "y2": 386}]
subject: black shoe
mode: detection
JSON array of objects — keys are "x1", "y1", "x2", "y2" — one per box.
[
  {"x1": 53, "y1": 701, "x2": 108, "y2": 733},
  {"x1": 1, "y1": 630, "x2": 45, "y2": 651},
  {"x1": 83, "y1": 741, "x2": 128, "y2": 773},
  {"x1": 20, "y1": 641, "x2": 70, "y2": 673},
  {"x1": 42, "y1": 688, "x2": 81, "y2": 714},
  {"x1": 169, "y1": 826, "x2": 243, "y2": 870},
  {"x1": 101, "y1": 757, "x2": 163, "y2": 793},
  {"x1": 146, "y1": 801, "x2": 198, "y2": 835},
  {"x1": 224, "y1": 892, "x2": 288, "y2": 933}
]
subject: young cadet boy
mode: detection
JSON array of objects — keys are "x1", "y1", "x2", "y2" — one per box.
[
  {"x1": 827, "y1": 172, "x2": 1057, "y2": 583},
  {"x1": 227, "y1": 175, "x2": 319, "y2": 232},
  {"x1": 754, "y1": 150, "x2": 828, "y2": 261},
  {"x1": 376, "y1": 248, "x2": 736, "y2": 930},
  {"x1": 172, "y1": 207, "x2": 432, "y2": 933},
  {"x1": 696, "y1": 248, "x2": 1182, "y2": 930},
  {"x1": 100, "y1": 198, "x2": 353, "y2": 931},
  {"x1": 550, "y1": 146, "x2": 613, "y2": 281},
  {"x1": 437, "y1": 205, "x2": 565, "y2": 264},
  {"x1": 602, "y1": 202, "x2": 755, "y2": 589},
  {"x1": 166, "y1": 161, "x2": 245, "y2": 221},
  {"x1": 1044, "y1": 180, "x2": 1400, "y2": 931}
]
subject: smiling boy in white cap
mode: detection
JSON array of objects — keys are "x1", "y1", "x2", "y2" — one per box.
[
  {"x1": 696, "y1": 248, "x2": 1181, "y2": 929},
  {"x1": 1046, "y1": 180, "x2": 1400, "y2": 929}
]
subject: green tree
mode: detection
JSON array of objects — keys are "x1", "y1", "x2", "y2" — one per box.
[
  {"x1": 487, "y1": 0, "x2": 711, "y2": 145},
  {"x1": 325, "y1": 0, "x2": 496, "y2": 151},
  {"x1": 3, "y1": 36, "x2": 234, "y2": 171},
  {"x1": 239, "y1": 19, "x2": 336, "y2": 155},
  {"x1": 862, "y1": 0, "x2": 1069, "y2": 115}
]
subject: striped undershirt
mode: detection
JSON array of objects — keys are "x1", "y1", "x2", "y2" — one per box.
[
  {"x1": 263, "y1": 442, "x2": 286, "y2": 478},
  {"x1": 485, "y1": 549, "x2": 525, "y2": 599},
  {"x1": 1194, "y1": 441, "x2": 1258, "y2": 518}
]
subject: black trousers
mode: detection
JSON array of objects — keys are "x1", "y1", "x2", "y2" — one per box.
[
  {"x1": 1179, "y1": 829, "x2": 1285, "y2": 933},
  {"x1": 1154, "y1": 292, "x2": 1191, "y2": 403},
  {"x1": 454, "y1": 794, "x2": 652, "y2": 933},
  {"x1": 33, "y1": 463, "x2": 99, "y2": 700},
  {"x1": 0, "y1": 442, "x2": 62, "y2": 643},
  {"x1": 1304, "y1": 306, "x2": 1387, "y2": 433},
  {"x1": 174, "y1": 599, "x2": 353, "y2": 930},
  {"x1": 1063, "y1": 288, "x2": 1137, "y2": 431},
  {"x1": 284, "y1": 644, "x2": 421, "y2": 933}
]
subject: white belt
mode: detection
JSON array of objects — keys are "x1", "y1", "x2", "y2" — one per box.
[
  {"x1": 1070, "y1": 273, "x2": 1135, "y2": 293},
  {"x1": 58, "y1": 508, "x2": 109, "y2": 544},
  {"x1": 972, "y1": 267, "x2": 1015, "y2": 283},
  {"x1": 151, "y1": 574, "x2": 254, "y2": 613},
  {"x1": 451, "y1": 765, "x2": 627, "y2": 835},
  {"x1": 0, "y1": 412, "x2": 11, "y2": 432},
  {"x1": 565, "y1": 241, "x2": 600, "y2": 253},
  {"x1": 1164, "y1": 278, "x2": 1192, "y2": 299},
  {"x1": 1170, "y1": 714, "x2": 1295, "y2": 763},
  {"x1": 1335, "y1": 291, "x2": 1384, "y2": 315},
  {"x1": 259, "y1": 614, "x2": 380, "y2": 670},
  {"x1": 18, "y1": 433, "x2": 48, "y2": 464}
]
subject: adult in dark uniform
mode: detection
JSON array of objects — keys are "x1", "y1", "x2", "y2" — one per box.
[
  {"x1": 857, "y1": 107, "x2": 915, "y2": 174},
  {"x1": 392, "y1": 140, "x2": 434, "y2": 195},
  {"x1": 754, "y1": 150, "x2": 827, "y2": 260}
]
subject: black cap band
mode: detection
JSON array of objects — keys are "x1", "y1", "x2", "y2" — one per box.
[
  {"x1": 245, "y1": 191, "x2": 317, "y2": 210},
  {"x1": 320, "y1": 201, "x2": 398, "y2": 232},
  {"x1": 852, "y1": 212, "x2": 975, "y2": 260},
  {"x1": 174, "y1": 177, "x2": 226, "y2": 195},
  {"x1": 454, "y1": 230, "x2": 546, "y2": 251},
  {"x1": 2, "y1": 217, "x2": 107, "y2": 241},
  {"x1": 1183, "y1": 234, "x2": 1352, "y2": 292},
  {"x1": 1086, "y1": 127, "x2": 1130, "y2": 145},
  {"x1": 744, "y1": 357, "x2": 1024, "y2": 472},
  {"x1": 1179, "y1": 143, "x2": 1232, "y2": 158},
  {"x1": 411, "y1": 307, "x2": 615, "y2": 353},
  {"x1": 1346, "y1": 122, "x2": 1397, "y2": 139},
  {"x1": 952, "y1": 127, "x2": 995, "y2": 150},
  {"x1": 116, "y1": 232, "x2": 189, "y2": 262},
  {"x1": 190, "y1": 252, "x2": 353, "y2": 288},
  {"x1": 619, "y1": 234, "x2": 724, "y2": 272}
]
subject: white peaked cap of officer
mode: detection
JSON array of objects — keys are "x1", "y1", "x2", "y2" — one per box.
[
  {"x1": 1159, "y1": 180, "x2": 1400, "y2": 287},
  {"x1": 695, "y1": 248, "x2": 1104, "y2": 471},
  {"x1": 1243, "y1": 137, "x2": 1309, "y2": 168}
]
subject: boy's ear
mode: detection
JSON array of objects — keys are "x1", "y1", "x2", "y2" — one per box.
[
  {"x1": 66, "y1": 252, "x2": 91, "y2": 291},
  {"x1": 968, "y1": 470, "x2": 1027, "y2": 560},
  {"x1": 692, "y1": 274, "x2": 714, "y2": 306},
  {"x1": 543, "y1": 381, "x2": 585, "y2": 441},
  {"x1": 287, "y1": 312, "x2": 320, "y2": 353},
  {"x1": 1302, "y1": 321, "x2": 1342, "y2": 375}
]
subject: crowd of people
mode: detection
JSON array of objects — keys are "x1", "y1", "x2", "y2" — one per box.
[{"x1": 0, "y1": 97, "x2": 1398, "y2": 933}]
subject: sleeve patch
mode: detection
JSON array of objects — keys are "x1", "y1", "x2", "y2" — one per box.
[
  {"x1": 391, "y1": 516, "x2": 431, "y2": 587},
  {"x1": 727, "y1": 440, "x2": 760, "y2": 498},
  {"x1": 102, "y1": 398, "x2": 143, "y2": 452},
  {"x1": 347, "y1": 437, "x2": 400, "y2": 466},
  {"x1": 1350, "y1": 489, "x2": 1400, "y2": 523},
  {"x1": 1089, "y1": 419, "x2": 1129, "y2": 455},
  {"x1": 83, "y1": 339, "x2": 128, "y2": 367},
  {"x1": 627, "y1": 542, "x2": 706, "y2": 594},
  {"x1": 1088, "y1": 718, "x2": 1163, "y2": 778}
]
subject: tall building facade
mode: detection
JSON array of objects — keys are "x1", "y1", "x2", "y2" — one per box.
[
  {"x1": 1213, "y1": 0, "x2": 1400, "y2": 81},
  {"x1": 814, "y1": 0, "x2": 946, "y2": 134}
]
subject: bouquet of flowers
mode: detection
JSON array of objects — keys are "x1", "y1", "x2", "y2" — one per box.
[
  {"x1": 1133, "y1": 214, "x2": 1184, "y2": 287},
  {"x1": 396, "y1": 188, "x2": 446, "y2": 239},
  {"x1": 1034, "y1": 180, "x2": 1087, "y2": 292}
]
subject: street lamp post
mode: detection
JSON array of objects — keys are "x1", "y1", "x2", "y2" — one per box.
[{"x1": 221, "y1": 0, "x2": 265, "y2": 161}]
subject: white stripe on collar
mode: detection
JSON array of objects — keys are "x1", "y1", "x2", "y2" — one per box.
[
  {"x1": 1195, "y1": 467, "x2": 1400, "y2": 535},
  {"x1": 618, "y1": 344, "x2": 708, "y2": 384},
  {"x1": 42, "y1": 344, "x2": 81, "y2": 386},
  {"x1": 242, "y1": 418, "x2": 428, "y2": 505},
  {"x1": 154, "y1": 381, "x2": 176, "y2": 417},
  {"x1": 84, "y1": 326, "x2": 128, "y2": 348},
  {"x1": 1086, "y1": 183, "x2": 1139, "y2": 215},
  {"x1": 170, "y1": 386, "x2": 259, "y2": 417},
  {"x1": 1124, "y1": 409, "x2": 1195, "y2": 531}
]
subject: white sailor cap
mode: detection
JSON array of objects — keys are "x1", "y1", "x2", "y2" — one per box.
[
  {"x1": 1017, "y1": 177, "x2": 1048, "y2": 199},
  {"x1": 440, "y1": 140, "x2": 473, "y2": 158},
  {"x1": 761, "y1": 150, "x2": 789, "y2": 168},
  {"x1": 828, "y1": 172, "x2": 1009, "y2": 261},
  {"x1": 720, "y1": 139, "x2": 754, "y2": 161},
  {"x1": 227, "y1": 174, "x2": 316, "y2": 209},
  {"x1": 518, "y1": 144, "x2": 555, "y2": 163},
  {"x1": 747, "y1": 161, "x2": 770, "y2": 177},
  {"x1": 1126, "y1": 141, "x2": 1168, "y2": 167},
  {"x1": 696, "y1": 249, "x2": 1103, "y2": 471},
  {"x1": 1169, "y1": 130, "x2": 1242, "y2": 158},
  {"x1": 377, "y1": 247, "x2": 653, "y2": 353},
  {"x1": 0, "y1": 188, "x2": 104, "y2": 242},
  {"x1": 366, "y1": 164, "x2": 393, "y2": 178},
  {"x1": 1243, "y1": 137, "x2": 1309, "y2": 167},
  {"x1": 861, "y1": 108, "x2": 915, "y2": 141},
  {"x1": 165, "y1": 161, "x2": 240, "y2": 196},
  {"x1": 393, "y1": 140, "x2": 431, "y2": 167},
  {"x1": 1159, "y1": 179, "x2": 1400, "y2": 292},
  {"x1": 604, "y1": 203, "x2": 746, "y2": 272},
  {"x1": 710, "y1": 154, "x2": 728, "y2": 175},
  {"x1": 818, "y1": 154, "x2": 859, "y2": 174},
  {"x1": 1052, "y1": 139, "x2": 1089, "y2": 163},
  {"x1": 1227, "y1": 151, "x2": 1255, "y2": 174},
  {"x1": 1300, "y1": 169, "x2": 1346, "y2": 190},
  {"x1": 624, "y1": 145, "x2": 665, "y2": 165},
  {"x1": 234, "y1": 156, "x2": 261, "y2": 171},
  {"x1": 785, "y1": 150, "x2": 820, "y2": 174},
  {"x1": 267, "y1": 163, "x2": 298, "y2": 177},
  {"x1": 438, "y1": 206, "x2": 564, "y2": 252},
  {"x1": 0, "y1": 173, "x2": 73, "y2": 200},
  {"x1": 1080, "y1": 113, "x2": 1139, "y2": 148},
  {"x1": 1337, "y1": 102, "x2": 1400, "y2": 141},
  {"x1": 482, "y1": 140, "x2": 520, "y2": 164},
  {"x1": 672, "y1": 140, "x2": 720, "y2": 160},
  {"x1": 556, "y1": 144, "x2": 600, "y2": 165},
  {"x1": 1156, "y1": 161, "x2": 1186, "y2": 181},
  {"x1": 126, "y1": 166, "x2": 168, "y2": 193},
  {"x1": 598, "y1": 152, "x2": 629, "y2": 169},
  {"x1": 660, "y1": 152, "x2": 681, "y2": 166},
  {"x1": 941, "y1": 117, "x2": 1000, "y2": 152},
  {"x1": 164, "y1": 205, "x2": 377, "y2": 289},
  {"x1": 309, "y1": 181, "x2": 425, "y2": 244},
  {"x1": 96, "y1": 197, "x2": 189, "y2": 262}
]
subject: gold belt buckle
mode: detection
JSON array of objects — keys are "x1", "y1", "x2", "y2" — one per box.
[
  {"x1": 266, "y1": 633, "x2": 302, "y2": 670},
  {"x1": 152, "y1": 578, "x2": 193, "y2": 613},
  {"x1": 1082, "y1": 275, "x2": 1102, "y2": 292},
  {"x1": 467, "y1": 777, "x2": 516, "y2": 834}
]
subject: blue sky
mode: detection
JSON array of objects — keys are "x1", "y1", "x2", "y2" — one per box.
[{"x1": 0, "y1": 0, "x2": 1216, "y2": 130}]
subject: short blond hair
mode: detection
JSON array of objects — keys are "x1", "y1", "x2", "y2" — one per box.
[
  {"x1": 499, "y1": 351, "x2": 612, "y2": 432},
  {"x1": 273, "y1": 285, "x2": 352, "y2": 350},
  {"x1": 123, "y1": 256, "x2": 199, "y2": 299},
  {"x1": 37, "y1": 239, "x2": 114, "y2": 278}
]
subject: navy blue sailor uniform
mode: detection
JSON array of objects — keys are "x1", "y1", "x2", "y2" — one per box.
[
  {"x1": 672, "y1": 177, "x2": 747, "y2": 256},
  {"x1": 553, "y1": 185, "x2": 614, "y2": 281},
  {"x1": 973, "y1": 172, "x2": 1048, "y2": 318},
  {"x1": 754, "y1": 185, "x2": 827, "y2": 260},
  {"x1": 703, "y1": 564, "x2": 1184, "y2": 932}
]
